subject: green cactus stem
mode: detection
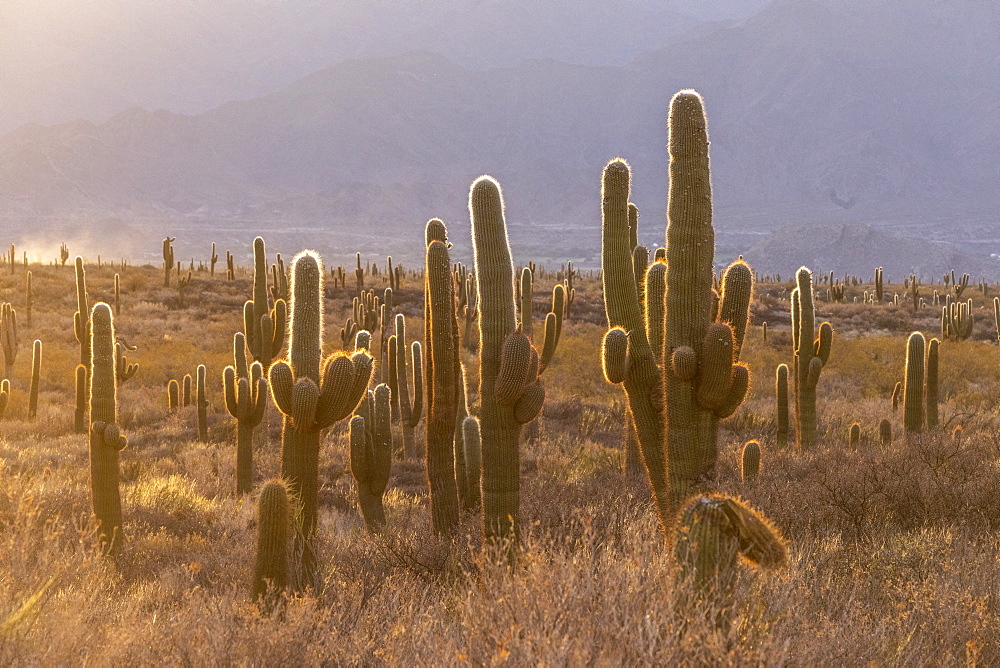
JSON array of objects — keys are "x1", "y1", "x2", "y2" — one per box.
[
  {"x1": 115, "y1": 341, "x2": 138, "y2": 384},
  {"x1": 776, "y1": 364, "x2": 789, "y2": 448},
  {"x1": 425, "y1": 236, "x2": 460, "y2": 535},
  {"x1": 349, "y1": 384, "x2": 392, "y2": 532},
  {"x1": 903, "y1": 331, "x2": 925, "y2": 434},
  {"x1": 196, "y1": 364, "x2": 208, "y2": 441},
  {"x1": 388, "y1": 314, "x2": 423, "y2": 459},
  {"x1": 891, "y1": 381, "x2": 902, "y2": 411},
  {"x1": 791, "y1": 267, "x2": 832, "y2": 450},
  {"x1": 924, "y1": 337, "x2": 940, "y2": 429},
  {"x1": 168, "y1": 379, "x2": 179, "y2": 411},
  {"x1": 163, "y1": 237, "x2": 175, "y2": 287},
  {"x1": 182, "y1": 374, "x2": 192, "y2": 407},
  {"x1": 252, "y1": 480, "x2": 290, "y2": 608},
  {"x1": 244, "y1": 237, "x2": 287, "y2": 370},
  {"x1": 210, "y1": 242, "x2": 219, "y2": 277},
  {"x1": 74, "y1": 364, "x2": 87, "y2": 432},
  {"x1": 27, "y1": 339, "x2": 40, "y2": 419},
  {"x1": 0, "y1": 303, "x2": 17, "y2": 381},
  {"x1": 741, "y1": 441, "x2": 760, "y2": 483},
  {"x1": 74, "y1": 257, "x2": 89, "y2": 368},
  {"x1": 89, "y1": 303, "x2": 128, "y2": 556},
  {"x1": 225, "y1": 333, "x2": 267, "y2": 495},
  {"x1": 0, "y1": 379, "x2": 8, "y2": 419},
  {"x1": 462, "y1": 416, "x2": 482, "y2": 510}
]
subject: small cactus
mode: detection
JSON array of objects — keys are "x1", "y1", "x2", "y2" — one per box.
[
  {"x1": 349, "y1": 385, "x2": 392, "y2": 532},
  {"x1": 741, "y1": 440, "x2": 761, "y2": 483},
  {"x1": 849, "y1": 422, "x2": 860, "y2": 448},
  {"x1": 879, "y1": 419, "x2": 892, "y2": 445},
  {"x1": 196, "y1": 364, "x2": 208, "y2": 441},
  {"x1": 28, "y1": 339, "x2": 40, "y2": 420},
  {"x1": 252, "y1": 480, "x2": 290, "y2": 607},
  {"x1": 168, "y1": 379, "x2": 180, "y2": 411},
  {"x1": 903, "y1": 332, "x2": 925, "y2": 434},
  {"x1": 791, "y1": 267, "x2": 833, "y2": 450}
]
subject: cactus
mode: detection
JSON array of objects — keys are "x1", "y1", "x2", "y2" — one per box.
[
  {"x1": 182, "y1": 374, "x2": 192, "y2": 407},
  {"x1": 355, "y1": 252, "x2": 364, "y2": 289},
  {"x1": 994, "y1": 297, "x2": 1000, "y2": 344},
  {"x1": 470, "y1": 177, "x2": 545, "y2": 544},
  {"x1": 349, "y1": 385, "x2": 392, "y2": 532},
  {"x1": 74, "y1": 365, "x2": 87, "y2": 432},
  {"x1": 226, "y1": 250, "x2": 235, "y2": 280},
  {"x1": 0, "y1": 303, "x2": 17, "y2": 381},
  {"x1": 879, "y1": 418, "x2": 892, "y2": 445},
  {"x1": 849, "y1": 422, "x2": 860, "y2": 448},
  {"x1": 775, "y1": 364, "x2": 789, "y2": 448},
  {"x1": 0, "y1": 378, "x2": 8, "y2": 419},
  {"x1": 791, "y1": 267, "x2": 832, "y2": 450},
  {"x1": 177, "y1": 270, "x2": 192, "y2": 308},
  {"x1": 244, "y1": 237, "x2": 287, "y2": 370},
  {"x1": 387, "y1": 314, "x2": 423, "y2": 459},
  {"x1": 114, "y1": 273, "x2": 120, "y2": 316},
  {"x1": 25, "y1": 271, "x2": 32, "y2": 326},
  {"x1": 425, "y1": 232, "x2": 460, "y2": 535},
  {"x1": 462, "y1": 416, "x2": 482, "y2": 510},
  {"x1": 874, "y1": 267, "x2": 883, "y2": 303},
  {"x1": 252, "y1": 480, "x2": 290, "y2": 606},
  {"x1": 903, "y1": 332, "x2": 925, "y2": 433},
  {"x1": 909, "y1": 273, "x2": 920, "y2": 311},
  {"x1": 60, "y1": 242, "x2": 69, "y2": 266},
  {"x1": 115, "y1": 341, "x2": 138, "y2": 383},
  {"x1": 891, "y1": 381, "x2": 902, "y2": 411},
  {"x1": 210, "y1": 242, "x2": 219, "y2": 277},
  {"x1": 944, "y1": 299, "x2": 974, "y2": 341},
  {"x1": 268, "y1": 251, "x2": 372, "y2": 587},
  {"x1": 952, "y1": 425, "x2": 963, "y2": 445},
  {"x1": 89, "y1": 303, "x2": 128, "y2": 556},
  {"x1": 270, "y1": 254, "x2": 288, "y2": 303},
  {"x1": 74, "y1": 257, "x2": 89, "y2": 368},
  {"x1": 27, "y1": 339, "x2": 40, "y2": 420},
  {"x1": 924, "y1": 337, "x2": 940, "y2": 429},
  {"x1": 196, "y1": 364, "x2": 209, "y2": 441},
  {"x1": 674, "y1": 494, "x2": 787, "y2": 596},
  {"x1": 163, "y1": 237, "x2": 175, "y2": 287},
  {"x1": 741, "y1": 440, "x2": 760, "y2": 483},
  {"x1": 224, "y1": 333, "x2": 267, "y2": 494},
  {"x1": 163, "y1": 380, "x2": 177, "y2": 411}
]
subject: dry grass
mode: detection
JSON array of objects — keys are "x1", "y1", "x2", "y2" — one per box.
[{"x1": 0, "y1": 263, "x2": 998, "y2": 664}]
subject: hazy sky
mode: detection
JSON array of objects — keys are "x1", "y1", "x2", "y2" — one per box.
[{"x1": 0, "y1": 0, "x2": 768, "y2": 133}]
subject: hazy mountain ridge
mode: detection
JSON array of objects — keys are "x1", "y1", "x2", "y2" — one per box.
[{"x1": 1, "y1": 0, "x2": 997, "y2": 273}]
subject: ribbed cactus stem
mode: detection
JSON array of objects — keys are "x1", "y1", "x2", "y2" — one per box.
[
  {"x1": 903, "y1": 331, "x2": 926, "y2": 433},
  {"x1": 74, "y1": 257, "x2": 89, "y2": 367},
  {"x1": 791, "y1": 267, "x2": 831, "y2": 450},
  {"x1": 849, "y1": 422, "x2": 861, "y2": 447},
  {"x1": 600, "y1": 159, "x2": 671, "y2": 529},
  {"x1": 425, "y1": 238, "x2": 460, "y2": 535},
  {"x1": 252, "y1": 480, "x2": 290, "y2": 607},
  {"x1": 471, "y1": 176, "x2": 529, "y2": 544},
  {"x1": 349, "y1": 385, "x2": 391, "y2": 532},
  {"x1": 225, "y1": 334, "x2": 266, "y2": 495},
  {"x1": 879, "y1": 419, "x2": 892, "y2": 445},
  {"x1": 89, "y1": 303, "x2": 127, "y2": 556},
  {"x1": 196, "y1": 364, "x2": 208, "y2": 441},
  {"x1": 462, "y1": 416, "x2": 482, "y2": 510},
  {"x1": 776, "y1": 364, "x2": 789, "y2": 448},
  {"x1": 741, "y1": 440, "x2": 760, "y2": 483},
  {"x1": 390, "y1": 314, "x2": 422, "y2": 459},
  {"x1": 75, "y1": 364, "x2": 87, "y2": 432},
  {"x1": 924, "y1": 338, "x2": 939, "y2": 429},
  {"x1": 28, "y1": 339, "x2": 40, "y2": 419}
]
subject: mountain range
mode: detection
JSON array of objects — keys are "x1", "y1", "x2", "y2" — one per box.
[{"x1": 0, "y1": 0, "x2": 997, "y2": 275}]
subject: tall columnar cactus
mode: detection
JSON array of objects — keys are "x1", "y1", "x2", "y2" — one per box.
[
  {"x1": 425, "y1": 234, "x2": 460, "y2": 535},
  {"x1": 387, "y1": 314, "x2": 423, "y2": 459},
  {"x1": 874, "y1": 267, "x2": 884, "y2": 303},
  {"x1": 252, "y1": 480, "x2": 290, "y2": 607},
  {"x1": 924, "y1": 337, "x2": 940, "y2": 429},
  {"x1": 210, "y1": 242, "x2": 219, "y2": 277},
  {"x1": 182, "y1": 374, "x2": 192, "y2": 407},
  {"x1": 791, "y1": 267, "x2": 833, "y2": 450},
  {"x1": 349, "y1": 384, "x2": 391, "y2": 532},
  {"x1": 224, "y1": 333, "x2": 267, "y2": 494},
  {"x1": 89, "y1": 303, "x2": 128, "y2": 556},
  {"x1": 168, "y1": 379, "x2": 180, "y2": 411},
  {"x1": 775, "y1": 364, "x2": 789, "y2": 448},
  {"x1": 674, "y1": 494, "x2": 787, "y2": 596},
  {"x1": 462, "y1": 416, "x2": 482, "y2": 510},
  {"x1": 903, "y1": 331, "x2": 925, "y2": 434},
  {"x1": 0, "y1": 379, "x2": 8, "y2": 419},
  {"x1": 661, "y1": 93, "x2": 753, "y2": 503},
  {"x1": 268, "y1": 251, "x2": 372, "y2": 587},
  {"x1": 74, "y1": 365, "x2": 87, "y2": 432},
  {"x1": 879, "y1": 419, "x2": 892, "y2": 445},
  {"x1": 0, "y1": 302, "x2": 17, "y2": 380},
  {"x1": 244, "y1": 237, "x2": 287, "y2": 370},
  {"x1": 163, "y1": 237, "x2": 175, "y2": 287},
  {"x1": 115, "y1": 342, "x2": 138, "y2": 383},
  {"x1": 28, "y1": 339, "x2": 40, "y2": 419},
  {"x1": 196, "y1": 364, "x2": 208, "y2": 441},
  {"x1": 114, "y1": 273, "x2": 120, "y2": 316},
  {"x1": 470, "y1": 177, "x2": 545, "y2": 543},
  {"x1": 600, "y1": 92, "x2": 755, "y2": 524},
  {"x1": 74, "y1": 257, "x2": 89, "y2": 368},
  {"x1": 270, "y1": 254, "x2": 288, "y2": 303}
]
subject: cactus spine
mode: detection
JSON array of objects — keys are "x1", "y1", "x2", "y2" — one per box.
[
  {"x1": 903, "y1": 332, "x2": 925, "y2": 433},
  {"x1": 252, "y1": 480, "x2": 290, "y2": 607},
  {"x1": 28, "y1": 339, "x2": 40, "y2": 419},
  {"x1": 349, "y1": 385, "x2": 391, "y2": 532},
  {"x1": 470, "y1": 177, "x2": 545, "y2": 544},
  {"x1": 268, "y1": 251, "x2": 372, "y2": 587},
  {"x1": 425, "y1": 230, "x2": 460, "y2": 535},
  {"x1": 89, "y1": 303, "x2": 128, "y2": 556},
  {"x1": 224, "y1": 333, "x2": 267, "y2": 494},
  {"x1": 791, "y1": 267, "x2": 832, "y2": 450}
]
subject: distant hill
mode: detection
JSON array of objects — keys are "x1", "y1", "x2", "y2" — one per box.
[{"x1": 0, "y1": 0, "x2": 997, "y2": 274}]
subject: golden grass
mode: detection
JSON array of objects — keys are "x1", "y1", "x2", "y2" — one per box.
[{"x1": 0, "y1": 264, "x2": 998, "y2": 663}]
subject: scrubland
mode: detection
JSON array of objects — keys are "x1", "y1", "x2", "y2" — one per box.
[{"x1": 0, "y1": 259, "x2": 997, "y2": 666}]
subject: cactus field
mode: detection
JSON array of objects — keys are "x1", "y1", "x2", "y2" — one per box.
[{"x1": 0, "y1": 91, "x2": 999, "y2": 664}]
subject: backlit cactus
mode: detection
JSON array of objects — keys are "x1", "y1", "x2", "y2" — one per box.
[
  {"x1": 849, "y1": 422, "x2": 860, "y2": 447},
  {"x1": 903, "y1": 331, "x2": 925, "y2": 433},
  {"x1": 268, "y1": 250, "x2": 372, "y2": 587},
  {"x1": 879, "y1": 418, "x2": 892, "y2": 445},
  {"x1": 349, "y1": 384, "x2": 392, "y2": 532},
  {"x1": 0, "y1": 302, "x2": 18, "y2": 380},
  {"x1": 196, "y1": 364, "x2": 208, "y2": 441},
  {"x1": 163, "y1": 237, "x2": 175, "y2": 287},
  {"x1": 89, "y1": 303, "x2": 128, "y2": 556},
  {"x1": 470, "y1": 176, "x2": 545, "y2": 544},
  {"x1": 28, "y1": 339, "x2": 40, "y2": 420},
  {"x1": 244, "y1": 237, "x2": 287, "y2": 370},
  {"x1": 168, "y1": 379, "x2": 180, "y2": 411},
  {"x1": 252, "y1": 480, "x2": 290, "y2": 607},
  {"x1": 115, "y1": 342, "x2": 138, "y2": 384},
  {"x1": 387, "y1": 314, "x2": 423, "y2": 459},
  {"x1": 0, "y1": 379, "x2": 8, "y2": 419},
  {"x1": 425, "y1": 231, "x2": 460, "y2": 535},
  {"x1": 924, "y1": 337, "x2": 940, "y2": 429},
  {"x1": 462, "y1": 416, "x2": 482, "y2": 511},
  {"x1": 791, "y1": 267, "x2": 832, "y2": 450},
  {"x1": 741, "y1": 440, "x2": 760, "y2": 483},
  {"x1": 224, "y1": 332, "x2": 267, "y2": 494},
  {"x1": 776, "y1": 364, "x2": 789, "y2": 448}
]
